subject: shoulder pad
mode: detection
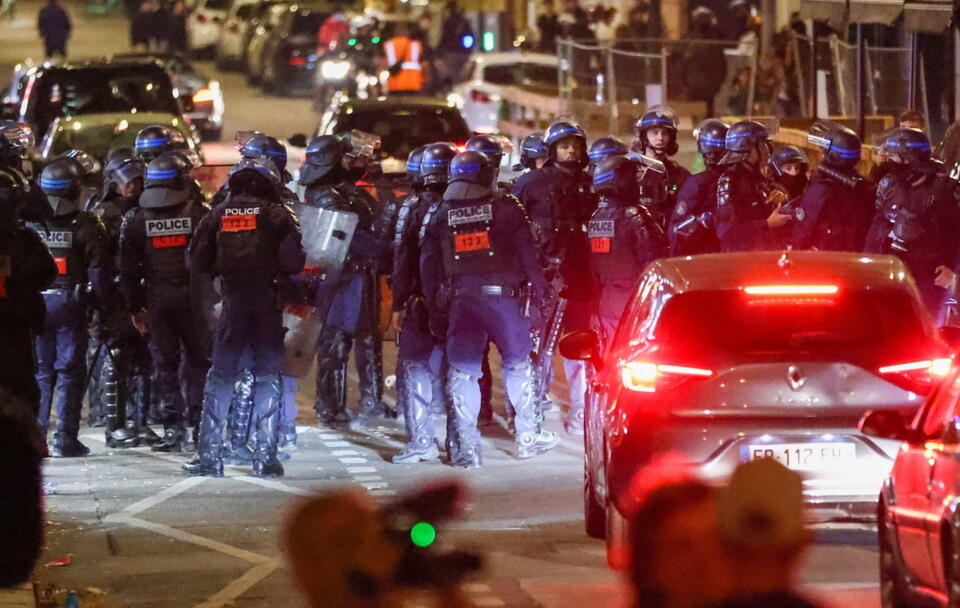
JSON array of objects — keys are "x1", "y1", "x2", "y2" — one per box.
[{"x1": 716, "y1": 172, "x2": 732, "y2": 207}]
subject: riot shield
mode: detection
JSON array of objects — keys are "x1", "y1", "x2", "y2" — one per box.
[{"x1": 299, "y1": 206, "x2": 359, "y2": 276}]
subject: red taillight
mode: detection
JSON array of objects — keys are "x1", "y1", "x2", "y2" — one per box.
[
  {"x1": 744, "y1": 285, "x2": 839, "y2": 296},
  {"x1": 878, "y1": 358, "x2": 952, "y2": 394},
  {"x1": 469, "y1": 89, "x2": 491, "y2": 103},
  {"x1": 192, "y1": 88, "x2": 216, "y2": 103},
  {"x1": 289, "y1": 56, "x2": 306, "y2": 66},
  {"x1": 621, "y1": 361, "x2": 713, "y2": 393}
]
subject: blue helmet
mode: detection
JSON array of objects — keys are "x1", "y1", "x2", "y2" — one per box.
[
  {"x1": 241, "y1": 133, "x2": 288, "y2": 173},
  {"x1": 593, "y1": 155, "x2": 640, "y2": 202},
  {"x1": 465, "y1": 134, "x2": 504, "y2": 168},
  {"x1": 693, "y1": 119, "x2": 729, "y2": 165},
  {"x1": 299, "y1": 135, "x2": 345, "y2": 185},
  {"x1": 140, "y1": 152, "x2": 192, "y2": 209},
  {"x1": 634, "y1": 106, "x2": 679, "y2": 156},
  {"x1": 721, "y1": 120, "x2": 770, "y2": 164},
  {"x1": 588, "y1": 136, "x2": 628, "y2": 166},
  {"x1": 445, "y1": 150, "x2": 494, "y2": 200},
  {"x1": 135, "y1": 125, "x2": 186, "y2": 161},
  {"x1": 544, "y1": 121, "x2": 588, "y2": 169},
  {"x1": 769, "y1": 145, "x2": 809, "y2": 177},
  {"x1": 406, "y1": 145, "x2": 428, "y2": 187},
  {"x1": 39, "y1": 158, "x2": 82, "y2": 216},
  {"x1": 514, "y1": 131, "x2": 547, "y2": 171},
  {"x1": 420, "y1": 142, "x2": 457, "y2": 187}
]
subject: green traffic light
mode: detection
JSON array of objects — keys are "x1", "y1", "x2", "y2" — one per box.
[
  {"x1": 410, "y1": 522, "x2": 436, "y2": 547},
  {"x1": 371, "y1": 36, "x2": 381, "y2": 44},
  {"x1": 348, "y1": 38, "x2": 357, "y2": 46}
]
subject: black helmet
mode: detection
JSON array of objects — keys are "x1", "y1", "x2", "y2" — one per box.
[
  {"x1": 693, "y1": 119, "x2": 729, "y2": 165},
  {"x1": 721, "y1": 120, "x2": 770, "y2": 164},
  {"x1": 39, "y1": 158, "x2": 83, "y2": 217},
  {"x1": 445, "y1": 150, "x2": 494, "y2": 200},
  {"x1": 406, "y1": 145, "x2": 428, "y2": 187},
  {"x1": 544, "y1": 121, "x2": 588, "y2": 169},
  {"x1": 514, "y1": 131, "x2": 547, "y2": 171},
  {"x1": 879, "y1": 128, "x2": 931, "y2": 167},
  {"x1": 593, "y1": 155, "x2": 641, "y2": 202},
  {"x1": 140, "y1": 152, "x2": 192, "y2": 209},
  {"x1": 465, "y1": 134, "x2": 504, "y2": 168},
  {"x1": 420, "y1": 142, "x2": 457, "y2": 187},
  {"x1": 769, "y1": 145, "x2": 809, "y2": 177},
  {"x1": 105, "y1": 146, "x2": 136, "y2": 166},
  {"x1": 135, "y1": 125, "x2": 187, "y2": 161},
  {"x1": 299, "y1": 135, "x2": 345, "y2": 185},
  {"x1": 588, "y1": 136, "x2": 628, "y2": 167},
  {"x1": 228, "y1": 157, "x2": 282, "y2": 196},
  {"x1": 57, "y1": 149, "x2": 102, "y2": 185},
  {"x1": 634, "y1": 106, "x2": 679, "y2": 156},
  {"x1": 103, "y1": 156, "x2": 146, "y2": 195},
  {"x1": 807, "y1": 120, "x2": 861, "y2": 170},
  {"x1": 241, "y1": 133, "x2": 288, "y2": 173}
]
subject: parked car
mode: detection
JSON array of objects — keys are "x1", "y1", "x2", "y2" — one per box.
[
  {"x1": 448, "y1": 52, "x2": 558, "y2": 134},
  {"x1": 110, "y1": 53, "x2": 224, "y2": 141},
  {"x1": 215, "y1": 0, "x2": 275, "y2": 70},
  {"x1": 245, "y1": 3, "x2": 290, "y2": 86},
  {"x1": 2, "y1": 60, "x2": 200, "y2": 160},
  {"x1": 187, "y1": 0, "x2": 233, "y2": 54},
  {"x1": 859, "y1": 348, "x2": 960, "y2": 608},
  {"x1": 257, "y1": 6, "x2": 328, "y2": 96},
  {"x1": 559, "y1": 251, "x2": 953, "y2": 566}
]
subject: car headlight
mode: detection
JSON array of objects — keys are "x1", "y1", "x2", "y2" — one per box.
[{"x1": 321, "y1": 60, "x2": 351, "y2": 80}]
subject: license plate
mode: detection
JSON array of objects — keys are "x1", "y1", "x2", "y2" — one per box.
[{"x1": 744, "y1": 442, "x2": 856, "y2": 471}]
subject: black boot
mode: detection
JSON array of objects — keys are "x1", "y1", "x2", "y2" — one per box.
[
  {"x1": 224, "y1": 369, "x2": 255, "y2": 464},
  {"x1": 102, "y1": 353, "x2": 138, "y2": 448},
  {"x1": 251, "y1": 375, "x2": 284, "y2": 478},
  {"x1": 183, "y1": 374, "x2": 230, "y2": 477},
  {"x1": 315, "y1": 331, "x2": 350, "y2": 426},
  {"x1": 393, "y1": 360, "x2": 439, "y2": 464},
  {"x1": 52, "y1": 432, "x2": 90, "y2": 458},
  {"x1": 152, "y1": 425, "x2": 190, "y2": 452}
]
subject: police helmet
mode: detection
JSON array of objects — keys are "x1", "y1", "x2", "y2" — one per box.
[
  {"x1": 406, "y1": 145, "x2": 428, "y2": 187},
  {"x1": 135, "y1": 125, "x2": 187, "y2": 161},
  {"x1": 720, "y1": 120, "x2": 771, "y2": 164},
  {"x1": 103, "y1": 157, "x2": 146, "y2": 195},
  {"x1": 57, "y1": 149, "x2": 102, "y2": 184},
  {"x1": 105, "y1": 146, "x2": 136, "y2": 166},
  {"x1": 634, "y1": 106, "x2": 679, "y2": 156},
  {"x1": 140, "y1": 152, "x2": 192, "y2": 209},
  {"x1": 0, "y1": 120, "x2": 34, "y2": 174},
  {"x1": 693, "y1": 119, "x2": 729, "y2": 165},
  {"x1": 299, "y1": 135, "x2": 345, "y2": 186},
  {"x1": 879, "y1": 128, "x2": 931, "y2": 167},
  {"x1": 769, "y1": 146, "x2": 809, "y2": 177},
  {"x1": 0, "y1": 167, "x2": 28, "y2": 226},
  {"x1": 39, "y1": 158, "x2": 83, "y2": 217},
  {"x1": 514, "y1": 131, "x2": 547, "y2": 171},
  {"x1": 593, "y1": 155, "x2": 641, "y2": 201},
  {"x1": 228, "y1": 157, "x2": 282, "y2": 196},
  {"x1": 241, "y1": 133, "x2": 288, "y2": 173},
  {"x1": 588, "y1": 136, "x2": 628, "y2": 166},
  {"x1": 820, "y1": 129, "x2": 861, "y2": 170},
  {"x1": 544, "y1": 121, "x2": 588, "y2": 169},
  {"x1": 445, "y1": 150, "x2": 494, "y2": 200},
  {"x1": 420, "y1": 142, "x2": 457, "y2": 187},
  {"x1": 465, "y1": 134, "x2": 504, "y2": 169}
]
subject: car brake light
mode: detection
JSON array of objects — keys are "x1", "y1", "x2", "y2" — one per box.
[
  {"x1": 192, "y1": 88, "x2": 216, "y2": 103},
  {"x1": 744, "y1": 285, "x2": 839, "y2": 296},
  {"x1": 470, "y1": 89, "x2": 491, "y2": 103},
  {"x1": 878, "y1": 358, "x2": 952, "y2": 394},
  {"x1": 289, "y1": 56, "x2": 306, "y2": 66},
  {"x1": 621, "y1": 361, "x2": 713, "y2": 393}
]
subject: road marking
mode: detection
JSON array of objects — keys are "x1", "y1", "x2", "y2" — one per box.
[
  {"x1": 370, "y1": 489, "x2": 397, "y2": 497},
  {"x1": 324, "y1": 441, "x2": 352, "y2": 448},
  {"x1": 193, "y1": 559, "x2": 281, "y2": 608},
  {"x1": 353, "y1": 475, "x2": 383, "y2": 482},
  {"x1": 331, "y1": 450, "x2": 360, "y2": 456},
  {"x1": 347, "y1": 466, "x2": 378, "y2": 474},
  {"x1": 106, "y1": 477, "x2": 207, "y2": 519},
  {"x1": 229, "y1": 474, "x2": 313, "y2": 496},
  {"x1": 115, "y1": 515, "x2": 272, "y2": 564}
]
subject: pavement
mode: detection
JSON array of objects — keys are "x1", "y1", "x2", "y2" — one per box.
[{"x1": 4, "y1": 4, "x2": 881, "y2": 607}]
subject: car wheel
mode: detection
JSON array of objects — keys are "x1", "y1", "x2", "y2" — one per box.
[
  {"x1": 945, "y1": 520, "x2": 960, "y2": 608},
  {"x1": 583, "y1": 413, "x2": 605, "y2": 539},
  {"x1": 605, "y1": 500, "x2": 628, "y2": 571},
  {"x1": 879, "y1": 516, "x2": 920, "y2": 608}
]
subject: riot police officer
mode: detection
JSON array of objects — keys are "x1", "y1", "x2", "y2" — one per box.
[
  {"x1": 865, "y1": 128, "x2": 960, "y2": 317},
  {"x1": 512, "y1": 120, "x2": 594, "y2": 433},
  {"x1": 184, "y1": 158, "x2": 305, "y2": 478},
  {"x1": 667, "y1": 119, "x2": 727, "y2": 256},
  {"x1": 589, "y1": 156, "x2": 667, "y2": 343},
  {"x1": 512, "y1": 132, "x2": 547, "y2": 174},
  {"x1": 119, "y1": 152, "x2": 211, "y2": 452},
  {"x1": 587, "y1": 136, "x2": 628, "y2": 169},
  {"x1": 421, "y1": 151, "x2": 558, "y2": 467},
  {"x1": 298, "y1": 135, "x2": 390, "y2": 427},
  {"x1": 769, "y1": 145, "x2": 809, "y2": 200},
  {"x1": 631, "y1": 107, "x2": 691, "y2": 226},
  {"x1": 0, "y1": 129, "x2": 57, "y2": 416},
  {"x1": 30, "y1": 159, "x2": 107, "y2": 456},
  {"x1": 715, "y1": 120, "x2": 791, "y2": 252},
  {"x1": 792, "y1": 123, "x2": 873, "y2": 252},
  {"x1": 90, "y1": 154, "x2": 161, "y2": 448},
  {"x1": 391, "y1": 142, "x2": 457, "y2": 464}
]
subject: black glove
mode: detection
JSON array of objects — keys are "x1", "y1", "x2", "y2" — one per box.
[{"x1": 429, "y1": 313, "x2": 448, "y2": 341}]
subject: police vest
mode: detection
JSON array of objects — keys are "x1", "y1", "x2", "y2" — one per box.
[
  {"x1": 215, "y1": 198, "x2": 277, "y2": 278},
  {"x1": 442, "y1": 195, "x2": 522, "y2": 277},
  {"x1": 28, "y1": 214, "x2": 82, "y2": 289},
  {"x1": 590, "y1": 204, "x2": 654, "y2": 284},
  {"x1": 384, "y1": 37, "x2": 424, "y2": 92},
  {"x1": 393, "y1": 193, "x2": 420, "y2": 249},
  {"x1": 142, "y1": 202, "x2": 197, "y2": 284}
]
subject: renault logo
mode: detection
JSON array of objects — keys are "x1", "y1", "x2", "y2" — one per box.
[{"x1": 787, "y1": 366, "x2": 807, "y2": 391}]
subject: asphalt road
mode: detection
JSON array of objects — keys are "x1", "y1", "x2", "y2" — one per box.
[{"x1": 4, "y1": 5, "x2": 881, "y2": 607}]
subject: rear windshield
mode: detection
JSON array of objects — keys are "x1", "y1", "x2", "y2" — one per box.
[
  {"x1": 649, "y1": 288, "x2": 930, "y2": 365},
  {"x1": 332, "y1": 107, "x2": 471, "y2": 160},
  {"x1": 482, "y1": 63, "x2": 557, "y2": 88},
  {"x1": 205, "y1": 0, "x2": 232, "y2": 10},
  {"x1": 290, "y1": 12, "x2": 326, "y2": 37}
]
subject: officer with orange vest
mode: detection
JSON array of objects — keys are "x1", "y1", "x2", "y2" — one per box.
[{"x1": 383, "y1": 22, "x2": 425, "y2": 95}]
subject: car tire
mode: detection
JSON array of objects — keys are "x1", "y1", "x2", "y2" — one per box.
[
  {"x1": 879, "y1": 515, "x2": 921, "y2": 608},
  {"x1": 944, "y1": 520, "x2": 960, "y2": 608},
  {"x1": 605, "y1": 500, "x2": 627, "y2": 571},
  {"x1": 583, "y1": 414, "x2": 605, "y2": 539}
]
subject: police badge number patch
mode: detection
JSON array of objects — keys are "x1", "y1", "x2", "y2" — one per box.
[
  {"x1": 448, "y1": 204, "x2": 493, "y2": 226},
  {"x1": 588, "y1": 219, "x2": 614, "y2": 253}
]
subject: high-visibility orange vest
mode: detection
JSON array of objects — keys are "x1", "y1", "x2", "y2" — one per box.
[{"x1": 384, "y1": 36, "x2": 424, "y2": 92}]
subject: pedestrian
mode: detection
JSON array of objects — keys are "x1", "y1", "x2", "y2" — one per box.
[
  {"x1": 30, "y1": 159, "x2": 108, "y2": 458},
  {"x1": 165, "y1": 0, "x2": 189, "y2": 55},
  {"x1": 436, "y1": 1, "x2": 473, "y2": 90},
  {"x1": 899, "y1": 109, "x2": 926, "y2": 131},
  {"x1": 183, "y1": 158, "x2": 305, "y2": 478},
  {"x1": 536, "y1": 0, "x2": 560, "y2": 52},
  {"x1": 37, "y1": 0, "x2": 71, "y2": 58},
  {"x1": 679, "y1": 7, "x2": 726, "y2": 117},
  {"x1": 558, "y1": 0, "x2": 594, "y2": 41},
  {"x1": 383, "y1": 22, "x2": 425, "y2": 96},
  {"x1": 420, "y1": 151, "x2": 559, "y2": 467}
]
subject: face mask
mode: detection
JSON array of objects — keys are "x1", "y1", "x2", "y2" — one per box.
[
  {"x1": 885, "y1": 161, "x2": 912, "y2": 180},
  {"x1": 779, "y1": 174, "x2": 808, "y2": 197},
  {"x1": 557, "y1": 159, "x2": 582, "y2": 171}
]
